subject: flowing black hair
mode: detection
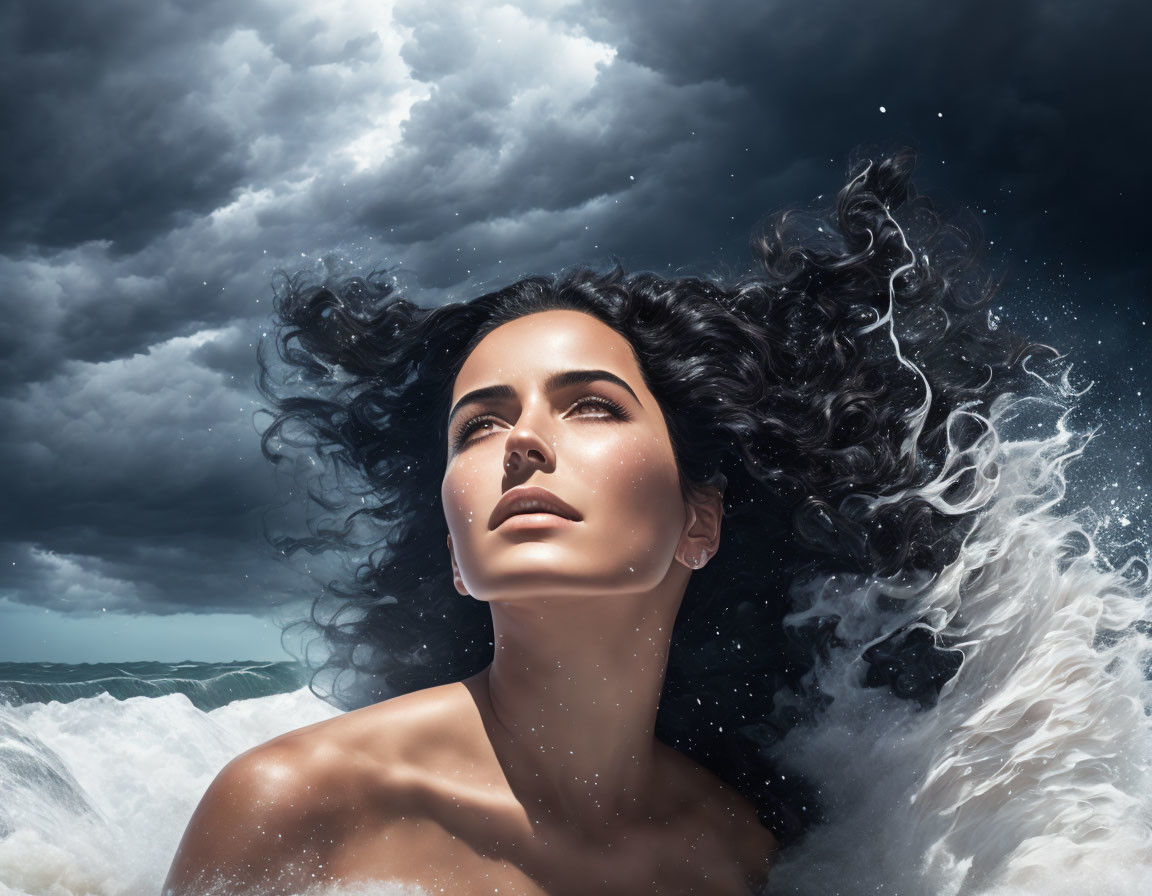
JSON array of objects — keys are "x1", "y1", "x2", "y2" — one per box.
[{"x1": 256, "y1": 148, "x2": 1042, "y2": 847}]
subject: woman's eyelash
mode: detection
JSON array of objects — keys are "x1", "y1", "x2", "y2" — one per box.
[{"x1": 451, "y1": 396, "x2": 630, "y2": 448}]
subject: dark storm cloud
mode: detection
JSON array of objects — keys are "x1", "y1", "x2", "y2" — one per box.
[
  {"x1": 351, "y1": 56, "x2": 745, "y2": 277},
  {"x1": 0, "y1": 326, "x2": 307, "y2": 613},
  {"x1": 0, "y1": 0, "x2": 395, "y2": 256},
  {"x1": 0, "y1": 1, "x2": 414, "y2": 384},
  {"x1": 0, "y1": 0, "x2": 1148, "y2": 630},
  {"x1": 572, "y1": 0, "x2": 1152, "y2": 270},
  {"x1": 0, "y1": 0, "x2": 250, "y2": 254}
]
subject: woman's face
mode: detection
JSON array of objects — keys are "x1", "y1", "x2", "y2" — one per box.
[{"x1": 441, "y1": 310, "x2": 692, "y2": 602}]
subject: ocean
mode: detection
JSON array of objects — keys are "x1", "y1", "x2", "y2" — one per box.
[
  {"x1": 2, "y1": 610, "x2": 1152, "y2": 896},
  {"x1": 0, "y1": 661, "x2": 311, "y2": 713},
  {"x1": 0, "y1": 662, "x2": 344, "y2": 896}
]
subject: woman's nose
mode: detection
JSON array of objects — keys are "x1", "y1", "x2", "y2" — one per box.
[{"x1": 503, "y1": 413, "x2": 555, "y2": 474}]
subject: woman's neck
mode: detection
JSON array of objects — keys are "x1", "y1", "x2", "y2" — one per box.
[{"x1": 466, "y1": 588, "x2": 682, "y2": 841}]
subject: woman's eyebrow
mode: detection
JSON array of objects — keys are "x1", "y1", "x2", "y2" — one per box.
[{"x1": 448, "y1": 368, "x2": 642, "y2": 424}]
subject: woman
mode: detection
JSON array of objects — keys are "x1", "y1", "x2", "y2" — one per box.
[{"x1": 164, "y1": 149, "x2": 1033, "y2": 894}]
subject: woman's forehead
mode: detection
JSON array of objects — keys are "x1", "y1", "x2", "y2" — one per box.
[{"x1": 452, "y1": 310, "x2": 640, "y2": 394}]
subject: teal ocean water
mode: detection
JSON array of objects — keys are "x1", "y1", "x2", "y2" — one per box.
[{"x1": 0, "y1": 660, "x2": 309, "y2": 712}]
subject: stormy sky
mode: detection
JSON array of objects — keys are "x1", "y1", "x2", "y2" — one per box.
[{"x1": 1, "y1": 0, "x2": 1149, "y2": 661}]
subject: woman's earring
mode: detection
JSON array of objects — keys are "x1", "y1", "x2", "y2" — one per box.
[{"x1": 682, "y1": 548, "x2": 709, "y2": 568}]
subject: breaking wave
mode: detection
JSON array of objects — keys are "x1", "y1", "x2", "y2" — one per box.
[
  {"x1": 762, "y1": 386, "x2": 1152, "y2": 895},
  {"x1": 0, "y1": 661, "x2": 307, "y2": 713}
]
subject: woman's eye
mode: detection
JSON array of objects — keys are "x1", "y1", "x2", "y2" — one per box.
[
  {"x1": 451, "y1": 396, "x2": 629, "y2": 449},
  {"x1": 570, "y1": 396, "x2": 628, "y2": 417},
  {"x1": 453, "y1": 416, "x2": 498, "y2": 447}
]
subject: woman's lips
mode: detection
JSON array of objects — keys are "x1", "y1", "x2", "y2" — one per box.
[
  {"x1": 490, "y1": 486, "x2": 583, "y2": 530},
  {"x1": 496, "y1": 511, "x2": 580, "y2": 530}
]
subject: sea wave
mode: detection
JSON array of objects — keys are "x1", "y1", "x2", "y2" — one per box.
[
  {"x1": 761, "y1": 392, "x2": 1152, "y2": 895},
  {"x1": 0, "y1": 686, "x2": 342, "y2": 895},
  {"x1": 0, "y1": 661, "x2": 308, "y2": 712}
]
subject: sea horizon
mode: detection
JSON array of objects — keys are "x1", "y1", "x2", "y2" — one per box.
[{"x1": 0, "y1": 659, "x2": 309, "y2": 712}]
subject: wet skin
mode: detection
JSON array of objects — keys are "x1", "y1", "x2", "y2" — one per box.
[{"x1": 163, "y1": 310, "x2": 778, "y2": 895}]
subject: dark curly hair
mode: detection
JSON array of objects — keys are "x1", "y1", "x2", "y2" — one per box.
[{"x1": 256, "y1": 148, "x2": 1042, "y2": 848}]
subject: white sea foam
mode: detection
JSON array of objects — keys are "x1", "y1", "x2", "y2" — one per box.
[
  {"x1": 0, "y1": 688, "x2": 343, "y2": 896},
  {"x1": 764, "y1": 393, "x2": 1152, "y2": 895}
]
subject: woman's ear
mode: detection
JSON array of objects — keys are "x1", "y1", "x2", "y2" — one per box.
[
  {"x1": 446, "y1": 535, "x2": 469, "y2": 596},
  {"x1": 676, "y1": 484, "x2": 723, "y2": 570}
]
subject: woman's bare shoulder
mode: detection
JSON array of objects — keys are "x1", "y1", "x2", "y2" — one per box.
[
  {"x1": 163, "y1": 685, "x2": 468, "y2": 895},
  {"x1": 162, "y1": 736, "x2": 337, "y2": 893},
  {"x1": 231, "y1": 679, "x2": 474, "y2": 772},
  {"x1": 225, "y1": 681, "x2": 477, "y2": 809}
]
